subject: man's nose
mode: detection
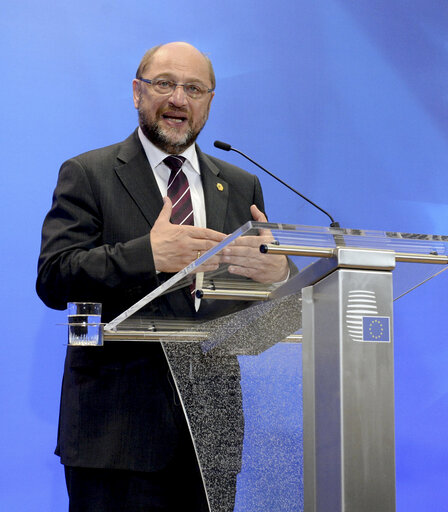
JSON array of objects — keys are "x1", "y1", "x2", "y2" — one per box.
[{"x1": 168, "y1": 85, "x2": 188, "y2": 106}]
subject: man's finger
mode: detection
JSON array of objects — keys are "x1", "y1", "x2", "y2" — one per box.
[
  {"x1": 193, "y1": 263, "x2": 220, "y2": 273},
  {"x1": 250, "y1": 204, "x2": 274, "y2": 237},
  {"x1": 156, "y1": 196, "x2": 173, "y2": 224},
  {"x1": 188, "y1": 226, "x2": 227, "y2": 243},
  {"x1": 226, "y1": 236, "x2": 273, "y2": 250},
  {"x1": 250, "y1": 204, "x2": 267, "y2": 222}
]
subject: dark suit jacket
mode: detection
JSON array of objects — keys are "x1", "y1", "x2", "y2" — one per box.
[{"x1": 36, "y1": 129, "x2": 265, "y2": 472}]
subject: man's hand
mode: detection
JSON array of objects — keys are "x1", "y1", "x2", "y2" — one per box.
[
  {"x1": 150, "y1": 197, "x2": 225, "y2": 273},
  {"x1": 220, "y1": 205, "x2": 289, "y2": 283}
]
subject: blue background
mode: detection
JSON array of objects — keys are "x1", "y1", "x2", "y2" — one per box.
[{"x1": 2, "y1": 1, "x2": 448, "y2": 510}]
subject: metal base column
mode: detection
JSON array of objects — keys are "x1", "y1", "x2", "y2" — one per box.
[{"x1": 303, "y1": 268, "x2": 396, "y2": 512}]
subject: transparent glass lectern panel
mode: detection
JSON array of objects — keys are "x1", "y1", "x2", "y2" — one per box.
[
  {"x1": 106, "y1": 221, "x2": 448, "y2": 335},
  {"x1": 102, "y1": 222, "x2": 448, "y2": 512}
]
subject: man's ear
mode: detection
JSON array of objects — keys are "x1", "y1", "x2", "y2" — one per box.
[
  {"x1": 208, "y1": 90, "x2": 215, "y2": 108},
  {"x1": 132, "y1": 79, "x2": 141, "y2": 109}
]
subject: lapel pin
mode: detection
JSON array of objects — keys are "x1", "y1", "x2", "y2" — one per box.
[{"x1": 216, "y1": 183, "x2": 224, "y2": 191}]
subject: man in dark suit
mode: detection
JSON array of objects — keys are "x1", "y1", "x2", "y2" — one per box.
[{"x1": 37, "y1": 42, "x2": 288, "y2": 511}]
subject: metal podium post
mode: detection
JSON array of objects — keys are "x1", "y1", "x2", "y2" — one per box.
[{"x1": 302, "y1": 250, "x2": 396, "y2": 512}]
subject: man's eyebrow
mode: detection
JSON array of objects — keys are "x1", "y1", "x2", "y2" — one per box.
[{"x1": 151, "y1": 73, "x2": 207, "y2": 84}]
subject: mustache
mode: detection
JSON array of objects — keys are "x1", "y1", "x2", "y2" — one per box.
[{"x1": 159, "y1": 106, "x2": 189, "y2": 115}]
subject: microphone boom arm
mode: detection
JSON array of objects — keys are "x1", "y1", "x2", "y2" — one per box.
[{"x1": 214, "y1": 140, "x2": 339, "y2": 228}]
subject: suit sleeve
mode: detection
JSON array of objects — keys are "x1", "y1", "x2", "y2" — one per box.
[
  {"x1": 36, "y1": 158, "x2": 159, "y2": 311},
  {"x1": 253, "y1": 175, "x2": 266, "y2": 215}
]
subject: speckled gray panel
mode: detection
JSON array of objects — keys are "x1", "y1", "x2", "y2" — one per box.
[
  {"x1": 162, "y1": 292, "x2": 303, "y2": 511},
  {"x1": 196, "y1": 291, "x2": 303, "y2": 355}
]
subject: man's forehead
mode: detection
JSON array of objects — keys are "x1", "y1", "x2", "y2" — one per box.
[{"x1": 146, "y1": 44, "x2": 210, "y2": 82}]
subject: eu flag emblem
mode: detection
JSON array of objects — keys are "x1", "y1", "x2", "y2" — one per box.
[{"x1": 362, "y1": 316, "x2": 390, "y2": 343}]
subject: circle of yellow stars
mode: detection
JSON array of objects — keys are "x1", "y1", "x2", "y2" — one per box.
[{"x1": 368, "y1": 319, "x2": 385, "y2": 340}]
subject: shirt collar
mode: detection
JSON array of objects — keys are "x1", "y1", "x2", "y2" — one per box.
[{"x1": 137, "y1": 126, "x2": 200, "y2": 175}]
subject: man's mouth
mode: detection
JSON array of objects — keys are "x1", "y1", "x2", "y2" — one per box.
[{"x1": 161, "y1": 112, "x2": 188, "y2": 124}]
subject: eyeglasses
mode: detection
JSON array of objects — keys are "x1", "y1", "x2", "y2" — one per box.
[{"x1": 137, "y1": 77, "x2": 214, "y2": 99}]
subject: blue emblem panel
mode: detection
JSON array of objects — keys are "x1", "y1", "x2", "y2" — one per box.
[{"x1": 362, "y1": 316, "x2": 391, "y2": 343}]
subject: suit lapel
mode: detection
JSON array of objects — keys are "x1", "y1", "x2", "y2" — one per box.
[
  {"x1": 113, "y1": 134, "x2": 230, "y2": 233},
  {"x1": 197, "y1": 147, "x2": 229, "y2": 233},
  {"x1": 114, "y1": 131, "x2": 164, "y2": 227}
]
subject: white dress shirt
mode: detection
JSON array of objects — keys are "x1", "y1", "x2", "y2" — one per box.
[{"x1": 138, "y1": 127, "x2": 206, "y2": 228}]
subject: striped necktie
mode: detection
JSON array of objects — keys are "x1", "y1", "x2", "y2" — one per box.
[
  {"x1": 164, "y1": 155, "x2": 194, "y2": 226},
  {"x1": 164, "y1": 155, "x2": 198, "y2": 301}
]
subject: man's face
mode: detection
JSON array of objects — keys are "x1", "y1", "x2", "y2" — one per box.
[{"x1": 133, "y1": 43, "x2": 214, "y2": 154}]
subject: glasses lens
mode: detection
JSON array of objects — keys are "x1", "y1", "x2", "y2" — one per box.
[
  {"x1": 184, "y1": 84, "x2": 205, "y2": 99},
  {"x1": 153, "y1": 79, "x2": 174, "y2": 94},
  {"x1": 149, "y1": 79, "x2": 207, "y2": 99}
]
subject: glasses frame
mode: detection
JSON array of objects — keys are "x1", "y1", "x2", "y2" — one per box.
[{"x1": 137, "y1": 77, "x2": 214, "y2": 99}]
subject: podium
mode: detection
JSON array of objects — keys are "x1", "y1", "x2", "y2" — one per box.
[{"x1": 100, "y1": 222, "x2": 448, "y2": 512}]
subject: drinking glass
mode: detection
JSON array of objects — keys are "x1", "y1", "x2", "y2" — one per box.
[{"x1": 67, "y1": 302, "x2": 103, "y2": 346}]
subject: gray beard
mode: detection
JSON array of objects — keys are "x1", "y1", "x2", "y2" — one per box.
[{"x1": 139, "y1": 109, "x2": 202, "y2": 155}]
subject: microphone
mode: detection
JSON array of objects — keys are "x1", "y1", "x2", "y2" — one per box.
[{"x1": 214, "y1": 140, "x2": 339, "y2": 228}]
